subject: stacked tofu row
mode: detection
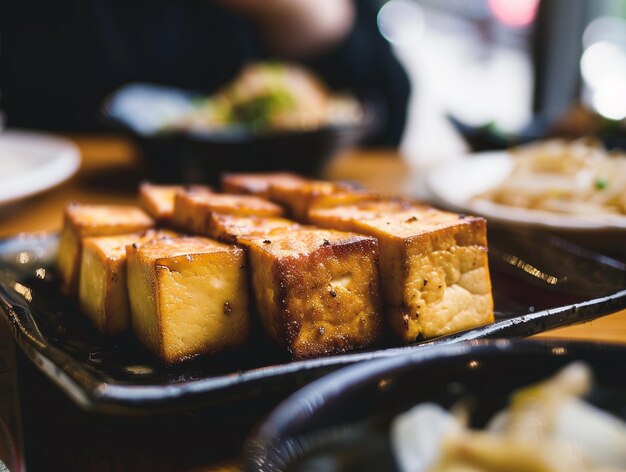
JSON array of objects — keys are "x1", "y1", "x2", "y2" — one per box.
[
  {"x1": 56, "y1": 201, "x2": 250, "y2": 363},
  {"x1": 56, "y1": 173, "x2": 494, "y2": 363},
  {"x1": 222, "y1": 173, "x2": 494, "y2": 342}
]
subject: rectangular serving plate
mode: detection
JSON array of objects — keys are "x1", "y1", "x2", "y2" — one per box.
[{"x1": 0, "y1": 229, "x2": 625, "y2": 414}]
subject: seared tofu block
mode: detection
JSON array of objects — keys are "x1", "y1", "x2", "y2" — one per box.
[
  {"x1": 220, "y1": 172, "x2": 307, "y2": 198},
  {"x1": 239, "y1": 228, "x2": 383, "y2": 359},
  {"x1": 57, "y1": 204, "x2": 154, "y2": 295},
  {"x1": 205, "y1": 214, "x2": 300, "y2": 244},
  {"x1": 267, "y1": 179, "x2": 369, "y2": 222},
  {"x1": 139, "y1": 183, "x2": 211, "y2": 224},
  {"x1": 309, "y1": 201, "x2": 494, "y2": 342},
  {"x1": 126, "y1": 236, "x2": 250, "y2": 363},
  {"x1": 78, "y1": 230, "x2": 174, "y2": 335},
  {"x1": 172, "y1": 190, "x2": 284, "y2": 234}
]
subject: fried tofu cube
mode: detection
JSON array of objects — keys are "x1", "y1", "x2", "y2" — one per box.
[
  {"x1": 139, "y1": 183, "x2": 211, "y2": 224},
  {"x1": 78, "y1": 230, "x2": 175, "y2": 335},
  {"x1": 267, "y1": 179, "x2": 368, "y2": 222},
  {"x1": 205, "y1": 214, "x2": 301, "y2": 244},
  {"x1": 309, "y1": 201, "x2": 494, "y2": 342},
  {"x1": 239, "y1": 228, "x2": 383, "y2": 359},
  {"x1": 220, "y1": 172, "x2": 307, "y2": 198},
  {"x1": 57, "y1": 204, "x2": 154, "y2": 295},
  {"x1": 126, "y1": 236, "x2": 250, "y2": 363},
  {"x1": 172, "y1": 190, "x2": 284, "y2": 235}
]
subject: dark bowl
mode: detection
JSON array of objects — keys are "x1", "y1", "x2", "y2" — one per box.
[
  {"x1": 244, "y1": 339, "x2": 626, "y2": 471},
  {"x1": 447, "y1": 115, "x2": 547, "y2": 152},
  {"x1": 448, "y1": 114, "x2": 626, "y2": 153},
  {"x1": 102, "y1": 83, "x2": 374, "y2": 185}
]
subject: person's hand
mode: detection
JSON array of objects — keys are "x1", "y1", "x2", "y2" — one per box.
[{"x1": 218, "y1": 0, "x2": 355, "y2": 58}]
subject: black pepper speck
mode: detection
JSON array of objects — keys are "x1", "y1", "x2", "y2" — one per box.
[{"x1": 223, "y1": 301, "x2": 232, "y2": 315}]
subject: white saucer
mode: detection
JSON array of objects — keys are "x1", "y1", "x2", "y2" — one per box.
[{"x1": 0, "y1": 130, "x2": 81, "y2": 206}]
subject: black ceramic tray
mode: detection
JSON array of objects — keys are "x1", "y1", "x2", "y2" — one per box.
[{"x1": 1, "y1": 229, "x2": 625, "y2": 414}]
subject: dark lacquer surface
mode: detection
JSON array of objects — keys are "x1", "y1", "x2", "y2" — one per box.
[
  {"x1": 245, "y1": 339, "x2": 626, "y2": 472},
  {"x1": 0, "y1": 229, "x2": 625, "y2": 414}
]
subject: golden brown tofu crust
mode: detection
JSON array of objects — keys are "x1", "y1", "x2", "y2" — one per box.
[
  {"x1": 65, "y1": 203, "x2": 154, "y2": 236},
  {"x1": 57, "y1": 203, "x2": 154, "y2": 295},
  {"x1": 241, "y1": 228, "x2": 383, "y2": 358},
  {"x1": 267, "y1": 180, "x2": 374, "y2": 223},
  {"x1": 205, "y1": 214, "x2": 301, "y2": 244},
  {"x1": 267, "y1": 180, "x2": 342, "y2": 222},
  {"x1": 308, "y1": 199, "x2": 425, "y2": 230},
  {"x1": 172, "y1": 191, "x2": 285, "y2": 235},
  {"x1": 309, "y1": 200, "x2": 494, "y2": 342},
  {"x1": 306, "y1": 189, "x2": 379, "y2": 216},
  {"x1": 79, "y1": 229, "x2": 176, "y2": 335},
  {"x1": 126, "y1": 235, "x2": 250, "y2": 363},
  {"x1": 220, "y1": 172, "x2": 307, "y2": 198},
  {"x1": 139, "y1": 183, "x2": 211, "y2": 224}
]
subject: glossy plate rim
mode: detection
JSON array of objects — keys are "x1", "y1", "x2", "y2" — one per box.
[
  {"x1": 0, "y1": 130, "x2": 81, "y2": 205},
  {"x1": 426, "y1": 151, "x2": 626, "y2": 231},
  {"x1": 1, "y1": 233, "x2": 626, "y2": 414}
]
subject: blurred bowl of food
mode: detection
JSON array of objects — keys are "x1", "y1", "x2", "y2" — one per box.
[
  {"x1": 103, "y1": 62, "x2": 376, "y2": 184},
  {"x1": 244, "y1": 339, "x2": 626, "y2": 471},
  {"x1": 446, "y1": 115, "x2": 546, "y2": 152}
]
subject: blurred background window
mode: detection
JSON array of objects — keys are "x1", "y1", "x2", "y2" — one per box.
[{"x1": 378, "y1": 0, "x2": 626, "y2": 165}]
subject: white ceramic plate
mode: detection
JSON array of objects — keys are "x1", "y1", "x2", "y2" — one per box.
[
  {"x1": 0, "y1": 130, "x2": 81, "y2": 206},
  {"x1": 427, "y1": 151, "x2": 626, "y2": 231}
]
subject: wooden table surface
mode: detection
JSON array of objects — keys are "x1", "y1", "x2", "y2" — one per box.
[{"x1": 2, "y1": 134, "x2": 626, "y2": 471}]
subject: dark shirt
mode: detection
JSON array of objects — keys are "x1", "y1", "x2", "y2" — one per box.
[{"x1": 0, "y1": 0, "x2": 410, "y2": 145}]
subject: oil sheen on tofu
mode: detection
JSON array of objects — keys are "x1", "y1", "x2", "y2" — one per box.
[
  {"x1": 57, "y1": 203, "x2": 154, "y2": 295},
  {"x1": 79, "y1": 230, "x2": 174, "y2": 336},
  {"x1": 172, "y1": 190, "x2": 284, "y2": 235},
  {"x1": 267, "y1": 179, "x2": 348, "y2": 222},
  {"x1": 79, "y1": 234, "x2": 139, "y2": 335},
  {"x1": 220, "y1": 172, "x2": 307, "y2": 198},
  {"x1": 126, "y1": 236, "x2": 250, "y2": 363},
  {"x1": 239, "y1": 227, "x2": 383, "y2": 358},
  {"x1": 139, "y1": 183, "x2": 211, "y2": 224},
  {"x1": 205, "y1": 214, "x2": 300, "y2": 244},
  {"x1": 309, "y1": 200, "x2": 494, "y2": 341}
]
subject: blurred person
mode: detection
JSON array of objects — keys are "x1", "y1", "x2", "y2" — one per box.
[{"x1": 0, "y1": 0, "x2": 410, "y2": 146}]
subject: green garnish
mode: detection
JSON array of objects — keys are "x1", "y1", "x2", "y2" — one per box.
[
  {"x1": 230, "y1": 90, "x2": 294, "y2": 129},
  {"x1": 594, "y1": 178, "x2": 609, "y2": 190}
]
